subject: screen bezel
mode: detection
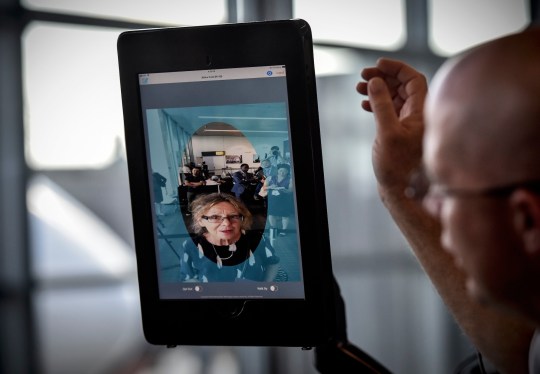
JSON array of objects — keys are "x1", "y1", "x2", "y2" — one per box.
[{"x1": 118, "y1": 19, "x2": 335, "y2": 347}]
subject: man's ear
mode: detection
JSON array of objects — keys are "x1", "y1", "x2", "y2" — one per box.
[{"x1": 510, "y1": 189, "x2": 540, "y2": 255}]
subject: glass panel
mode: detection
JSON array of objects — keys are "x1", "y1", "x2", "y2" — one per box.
[
  {"x1": 23, "y1": 22, "x2": 124, "y2": 169},
  {"x1": 429, "y1": 0, "x2": 529, "y2": 56},
  {"x1": 294, "y1": 0, "x2": 406, "y2": 50},
  {"x1": 22, "y1": 0, "x2": 227, "y2": 26},
  {"x1": 313, "y1": 46, "x2": 360, "y2": 76}
]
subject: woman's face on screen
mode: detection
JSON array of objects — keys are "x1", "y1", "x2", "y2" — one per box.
[{"x1": 200, "y1": 202, "x2": 242, "y2": 245}]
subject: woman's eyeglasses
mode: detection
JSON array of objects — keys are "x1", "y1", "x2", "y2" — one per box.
[{"x1": 202, "y1": 214, "x2": 244, "y2": 223}]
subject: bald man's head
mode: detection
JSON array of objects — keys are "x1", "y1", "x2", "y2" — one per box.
[{"x1": 424, "y1": 26, "x2": 540, "y2": 185}]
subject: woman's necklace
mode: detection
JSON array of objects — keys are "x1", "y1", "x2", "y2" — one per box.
[
  {"x1": 212, "y1": 243, "x2": 235, "y2": 261},
  {"x1": 211, "y1": 243, "x2": 239, "y2": 269}
]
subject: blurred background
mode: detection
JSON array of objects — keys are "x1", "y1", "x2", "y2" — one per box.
[{"x1": 0, "y1": 0, "x2": 537, "y2": 373}]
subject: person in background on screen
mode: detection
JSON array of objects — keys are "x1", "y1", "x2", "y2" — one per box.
[
  {"x1": 184, "y1": 166, "x2": 206, "y2": 213},
  {"x1": 231, "y1": 163, "x2": 256, "y2": 202},
  {"x1": 152, "y1": 171, "x2": 167, "y2": 216},
  {"x1": 266, "y1": 163, "x2": 294, "y2": 237},
  {"x1": 267, "y1": 145, "x2": 286, "y2": 169}
]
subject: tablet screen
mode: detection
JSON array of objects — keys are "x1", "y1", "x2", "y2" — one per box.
[{"x1": 139, "y1": 65, "x2": 305, "y2": 300}]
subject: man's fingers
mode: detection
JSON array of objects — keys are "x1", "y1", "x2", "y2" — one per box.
[
  {"x1": 376, "y1": 58, "x2": 423, "y2": 87},
  {"x1": 356, "y1": 81, "x2": 367, "y2": 95},
  {"x1": 361, "y1": 100, "x2": 372, "y2": 112},
  {"x1": 361, "y1": 66, "x2": 383, "y2": 80},
  {"x1": 358, "y1": 81, "x2": 374, "y2": 111},
  {"x1": 367, "y1": 77, "x2": 399, "y2": 133}
]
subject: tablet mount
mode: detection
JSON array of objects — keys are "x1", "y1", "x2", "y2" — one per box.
[{"x1": 314, "y1": 277, "x2": 392, "y2": 374}]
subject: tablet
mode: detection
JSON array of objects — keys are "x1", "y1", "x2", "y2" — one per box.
[{"x1": 117, "y1": 19, "x2": 336, "y2": 347}]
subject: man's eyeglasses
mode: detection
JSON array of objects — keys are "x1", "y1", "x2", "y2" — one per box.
[
  {"x1": 202, "y1": 214, "x2": 244, "y2": 223},
  {"x1": 405, "y1": 167, "x2": 540, "y2": 202}
]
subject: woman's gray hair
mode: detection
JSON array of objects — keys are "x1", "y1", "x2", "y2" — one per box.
[{"x1": 189, "y1": 193, "x2": 253, "y2": 235}]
